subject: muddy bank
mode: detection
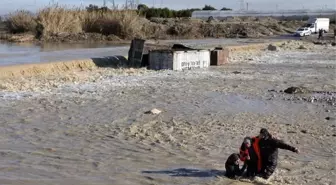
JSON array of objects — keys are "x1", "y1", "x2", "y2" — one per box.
[
  {"x1": 0, "y1": 41, "x2": 335, "y2": 185},
  {"x1": 2, "y1": 17, "x2": 332, "y2": 43},
  {"x1": 0, "y1": 40, "x2": 309, "y2": 80}
]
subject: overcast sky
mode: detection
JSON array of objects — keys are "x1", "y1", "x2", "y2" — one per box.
[{"x1": 0, "y1": 0, "x2": 335, "y2": 14}]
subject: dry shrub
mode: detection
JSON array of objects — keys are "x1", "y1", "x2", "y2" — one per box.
[
  {"x1": 37, "y1": 4, "x2": 84, "y2": 36},
  {"x1": 9, "y1": 5, "x2": 143, "y2": 39},
  {"x1": 167, "y1": 23, "x2": 202, "y2": 38},
  {"x1": 83, "y1": 10, "x2": 142, "y2": 39},
  {"x1": 5, "y1": 10, "x2": 37, "y2": 33},
  {"x1": 141, "y1": 22, "x2": 168, "y2": 39}
]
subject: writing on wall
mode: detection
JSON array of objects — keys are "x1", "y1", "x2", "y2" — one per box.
[{"x1": 181, "y1": 61, "x2": 205, "y2": 69}]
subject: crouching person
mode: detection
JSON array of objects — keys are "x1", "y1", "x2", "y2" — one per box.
[{"x1": 225, "y1": 153, "x2": 244, "y2": 179}]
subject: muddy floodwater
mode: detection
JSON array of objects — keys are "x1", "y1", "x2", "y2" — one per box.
[
  {"x1": 0, "y1": 37, "x2": 296, "y2": 66},
  {"x1": 0, "y1": 42, "x2": 335, "y2": 185}
]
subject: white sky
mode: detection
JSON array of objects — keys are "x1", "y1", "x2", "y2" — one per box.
[{"x1": 0, "y1": 0, "x2": 335, "y2": 14}]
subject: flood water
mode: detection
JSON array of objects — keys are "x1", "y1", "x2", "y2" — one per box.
[
  {"x1": 0, "y1": 42, "x2": 129, "y2": 66},
  {"x1": 0, "y1": 37, "x2": 297, "y2": 66},
  {"x1": 0, "y1": 42, "x2": 335, "y2": 185}
]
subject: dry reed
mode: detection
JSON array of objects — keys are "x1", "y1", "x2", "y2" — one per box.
[
  {"x1": 5, "y1": 10, "x2": 37, "y2": 33},
  {"x1": 5, "y1": 4, "x2": 143, "y2": 39},
  {"x1": 37, "y1": 4, "x2": 84, "y2": 36}
]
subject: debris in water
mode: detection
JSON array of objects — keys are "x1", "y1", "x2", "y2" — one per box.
[
  {"x1": 284, "y1": 86, "x2": 309, "y2": 94},
  {"x1": 45, "y1": 148, "x2": 56, "y2": 152},
  {"x1": 267, "y1": 44, "x2": 278, "y2": 51},
  {"x1": 145, "y1": 108, "x2": 162, "y2": 115},
  {"x1": 298, "y1": 45, "x2": 307, "y2": 49},
  {"x1": 325, "y1": 117, "x2": 335, "y2": 121}
]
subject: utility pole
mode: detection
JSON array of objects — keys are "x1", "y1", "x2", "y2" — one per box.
[
  {"x1": 246, "y1": 2, "x2": 248, "y2": 11},
  {"x1": 136, "y1": 0, "x2": 140, "y2": 8},
  {"x1": 125, "y1": 0, "x2": 137, "y2": 9}
]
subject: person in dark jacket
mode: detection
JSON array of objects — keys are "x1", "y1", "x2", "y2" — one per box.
[
  {"x1": 257, "y1": 128, "x2": 299, "y2": 180},
  {"x1": 239, "y1": 137, "x2": 260, "y2": 178},
  {"x1": 318, "y1": 29, "x2": 324, "y2": 40},
  {"x1": 225, "y1": 153, "x2": 244, "y2": 179}
]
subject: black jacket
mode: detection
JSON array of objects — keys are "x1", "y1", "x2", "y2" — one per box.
[
  {"x1": 245, "y1": 146, "x2": 259, "y2": 176},
  {"x1": 258, "y1": 138, "x2": 296, "y2": 178},
  {"x1": 225, "y1": 153, "x2": 243, "y2": 179}
]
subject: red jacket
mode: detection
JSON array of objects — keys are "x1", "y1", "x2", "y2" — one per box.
[
  {"x1": 239, "y1": 136, "x2": 262, "y2": 172},
  {"x1": 239, "y1": 143, "x2": 250, "y2": 162}
]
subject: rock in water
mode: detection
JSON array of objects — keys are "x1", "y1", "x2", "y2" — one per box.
[
  {"x1": 267, "y1": 44, "x2": 278, "y2": 51},
  {"x1": 284, "y1": 86, "x2": 309, "y2": 94},
  {"x1": 145, "y1": 108, "x2": 162, "y2": 115},
  {"x1": 325, "y1": 117, "x2": 335, "y2": 121},
  {"x1": 298, "y1": 45, "x2": 306, "y2": 49},
  {"x1": 313, "y1": 41, "x2": 324, "y2": 45}
]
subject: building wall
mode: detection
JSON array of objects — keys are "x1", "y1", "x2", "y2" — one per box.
[{"x1": 192, "y1": 10, "x2": 336, "y2": 20}]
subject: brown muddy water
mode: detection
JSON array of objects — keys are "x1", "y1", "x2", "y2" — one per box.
[{"x1": 0, "y1": 42, "x2": 335, "y2": 185}]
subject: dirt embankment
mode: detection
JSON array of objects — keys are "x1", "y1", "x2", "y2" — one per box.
[
  {"x1": 0, "y1": 40, "x2": 326, "y2": 91},
  {"x1": 2, "y1": 15, "x2": 333, "y2": 43}
]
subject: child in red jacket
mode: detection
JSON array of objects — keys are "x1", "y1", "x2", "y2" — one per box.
[{"x1": 239, "y1": 137, "x2": 260, "y2": 178}]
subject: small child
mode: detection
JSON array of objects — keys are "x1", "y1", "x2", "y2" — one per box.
[
  {"x1": 240, "y1": 137, "x2": 252, "y2": 162},
  {"x1": 239, "y1": 137, "x2": 259, "y2": 178},
  {"x1": 225, "y1": 153, "x2": 244, "y2": 179}
]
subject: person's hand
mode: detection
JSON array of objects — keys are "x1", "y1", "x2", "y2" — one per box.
[
  {"x1": 247, "y1": 155, "x2": 250, "y2": 160},
  {"x1": 293, "y1": 147, "x2": 300, "y2": 153},
  {"x1": 271, "y1": 134, "x2": 278, "y2": 140}
]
